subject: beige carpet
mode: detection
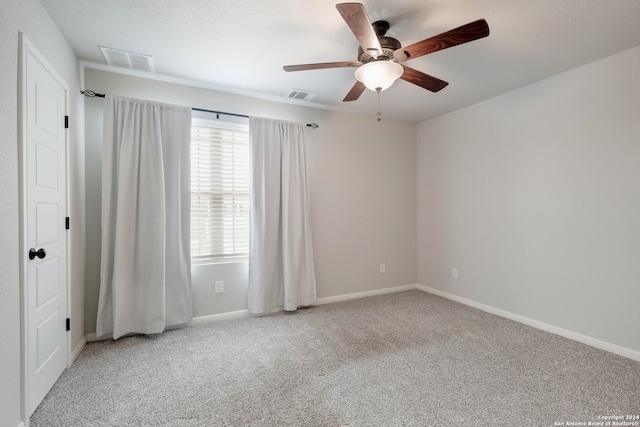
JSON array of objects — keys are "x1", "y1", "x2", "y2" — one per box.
[{"x1": 31, "y1": 290, "x2": 640, "y2": 426}]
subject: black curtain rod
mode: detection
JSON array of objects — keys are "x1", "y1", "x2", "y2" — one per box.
[
  {"x1": 81, "y1": 90, "x2": 319, "y2": 129},
  {"x1": 192, "y1": 107, "x2": 248, "y2": 119}
]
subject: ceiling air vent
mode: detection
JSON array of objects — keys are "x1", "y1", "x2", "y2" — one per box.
[
  {"x1": 99, "y1": 46, "x2": 154, "y2": 72},
  {"x1": 287, "y1": 89, "x2": 318, "y2": 101}
]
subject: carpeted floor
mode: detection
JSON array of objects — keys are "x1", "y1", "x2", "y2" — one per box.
[{"x1": 31, "y1": 290, "x2": 640, "y2": 426}]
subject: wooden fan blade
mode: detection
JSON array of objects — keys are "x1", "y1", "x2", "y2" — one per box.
[
  {"x1": 343, "y1": 81, "x2": 366, "y2": 102},
  {"x1": 336, "y1": 3, "x2": 382, "y2": 58},
  {"x1": 394, "y1": 19, "x2": 489, "y2": 62},
  {"x1": 283, "y1": 61, "x2": 362, "y2": 72},
  {"x1": 400, "y1": 66, "x2": 448, "y2": 92}
]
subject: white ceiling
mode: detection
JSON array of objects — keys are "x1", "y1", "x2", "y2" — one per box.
[{"x1": 39, "y1": 0, "x2": 640, "y2": 123}]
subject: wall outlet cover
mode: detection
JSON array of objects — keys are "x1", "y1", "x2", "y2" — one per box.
[{"x1": 215, "y1": 280, "x2": 224, "y2": 293}]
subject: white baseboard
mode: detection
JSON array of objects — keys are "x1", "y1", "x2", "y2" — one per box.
[
  {"x1": 188, "y1": 286, "x2": 420, "y2": 324},
  {"x1": 81, "y1": 284, "x2": 639, "y2": 362},
  {"x1": 86, "y1": 331, "x2": 115, "y2": 342},
  {"x1": 190, "y1": 309, "x2": 249, "y2": 324},
  {"x1": 316, "y1": 284, "x2": 418, "y2": 305},
  {"x1": 191, "y1": 286, "x2": 419, "y2": 323},
  {"x1": 85, "y1": 286, "x2": 420, "y2": 341},
  {"x1": 17, "y1": 422, "x2": 26, "y2": 427},
  {"x1": 85, "y1": 311, "x2": 251, "y2": 341},
  {"x1": 417, "y1": 284, "x2": 640, "y2": 362},
  {"x1": 70, "y1": 337, "x2": 86, "y2": 364}
]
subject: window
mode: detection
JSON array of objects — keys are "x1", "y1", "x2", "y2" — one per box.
[{"x1": 190, "y1": 119, "x2": 249, "y2": 263}]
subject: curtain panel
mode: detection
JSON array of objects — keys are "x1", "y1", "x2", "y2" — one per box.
[
  {"x1": 248, "y1": 117, "x2": 317, "y2": 315},
  {"x1": 97, "y1": 95, "x2": 193, "y2": 339}
]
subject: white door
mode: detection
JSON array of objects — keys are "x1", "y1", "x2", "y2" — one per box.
[{"x1": 22, "y1": 36, "x2": 68, "y2": 416}]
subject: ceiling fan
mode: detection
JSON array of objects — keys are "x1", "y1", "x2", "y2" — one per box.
[{"x1": 283, "y1": 2, "x2": 489, "y2": 102}]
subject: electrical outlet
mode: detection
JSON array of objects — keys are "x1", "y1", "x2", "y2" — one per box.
[
  {"x1": 452, "y1": 268, "x2": 459, "y2": 279},
  {"x1": 215, "y1": 280, "x2": 224, "y2": 294},
  {"x1": 380, "y1": 264, "x2": 386, "y2": 274}
]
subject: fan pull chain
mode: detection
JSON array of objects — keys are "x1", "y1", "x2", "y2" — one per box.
[{"x1": 376, "y1": 88, "x2": 382, "y2": 122}]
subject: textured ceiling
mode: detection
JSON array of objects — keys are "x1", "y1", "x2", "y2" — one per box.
[{"x1": 39, "y1": 0, "x2": 640, "y2": 123}]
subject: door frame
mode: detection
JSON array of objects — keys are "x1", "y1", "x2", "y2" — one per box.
[{"x1": 18, "y1": 32, "x2": 71, "y2": 424}]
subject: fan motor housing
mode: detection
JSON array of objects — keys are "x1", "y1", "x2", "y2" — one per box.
[{"x1": 358, "y1": 36, "x2": 401, "y2": 63}]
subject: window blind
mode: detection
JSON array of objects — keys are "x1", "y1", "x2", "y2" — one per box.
[{"x1": 190, "y1": 123, "x2": 249, "y2": 263}]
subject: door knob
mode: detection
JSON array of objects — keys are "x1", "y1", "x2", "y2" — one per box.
[{"x1": 29, "y1": 248, "x2": 46, "y2": 260}]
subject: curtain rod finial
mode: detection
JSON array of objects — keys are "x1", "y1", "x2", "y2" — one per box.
[{"x1": 81, "y1": 90, "x2": 105, "y2": 98}]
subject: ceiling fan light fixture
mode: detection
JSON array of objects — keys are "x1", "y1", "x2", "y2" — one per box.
[{"x1": 355, "y1": 61, "x2": 404, "y2": 92}]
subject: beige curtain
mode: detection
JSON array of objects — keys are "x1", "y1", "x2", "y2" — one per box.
[
  {"x1": 97, "y1": 95, "x2": 193, "y2": 339},
  {"x1": 248, "y1": 117, "x2": 317, "y2": 314}
]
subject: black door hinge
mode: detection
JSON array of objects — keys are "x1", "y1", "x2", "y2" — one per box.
[
  {"x1": 65, "y1": 217, "x2": 70, "y2": 230},
  {"x1": 64, "y1": 116, "x2": 69, "y2": 129},
  {"x1": 66, "y1": 318, "x2": 71, "y2": 331}
]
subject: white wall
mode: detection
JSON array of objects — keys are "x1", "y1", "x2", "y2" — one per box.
[
  {"x1": 417, "y1": 45, "x2": 640, "y2": 353},
  {"x1": 83, "y1": 68, "x2": 417, "y2": 333},
  {"x1": 0, "y1": 0, "x2": 85, "y2": 424}
]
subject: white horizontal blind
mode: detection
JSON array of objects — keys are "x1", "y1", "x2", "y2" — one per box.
[{"x1": 190, "y1": 122, "x2": 249, "y2": 263}]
